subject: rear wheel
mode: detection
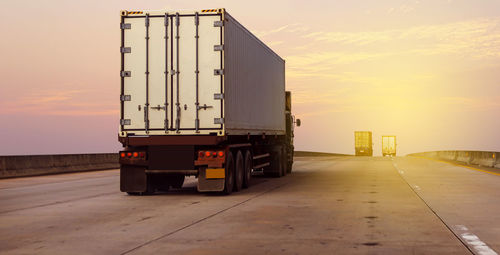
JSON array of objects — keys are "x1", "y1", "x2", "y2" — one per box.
[
  {"x1": 287, "y1": 147, "x2": 294, "y2": 174},
  {"x1": 267, "y1": 147, "x2": 283, "y2": 178},
  {"x1": 243, "y1": 150, "x2": 252, "y2": 188},
  {"x1": 234, "y1": 150, "x2": 244, "y2": 192},
  {"x1": 281, "y1": 147, "x2": 288, "y2": 176},
  {"x1": 223, "y1": 152, "x2": 235, "y2": 195},
  {"x1": 169, "y1": 174, "x2": 185, "y2": 189}
]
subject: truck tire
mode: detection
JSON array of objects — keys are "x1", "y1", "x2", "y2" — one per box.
[
  {"x1": 223, "y1": 152, "x2": 235, "y2": 195},
  {"x1": 243, "y1": 150, "x2": 252, "y2": 188},
  {"x1": 234, "y1": 150, "x2": 244, "y2": 192},
  {"x1": 169, "y1": 174, "x2": 185, "y2": 189},
  {"x1": 281, "y1": 147, "x2": 288, "y2": 176},
  {"x1": 266, "y1": 148, "x2": 283, "y2": 178}
]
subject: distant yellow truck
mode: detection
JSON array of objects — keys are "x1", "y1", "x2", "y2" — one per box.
[
  {"x1": 382, "y1": 136, "x2": 396, "y2": 157},
  {"x1": 354, "y1": 131, "x2": 373, "y2": 156}
]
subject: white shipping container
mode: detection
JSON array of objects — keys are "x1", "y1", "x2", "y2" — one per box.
[
  {"x1": 382, "y1": 136, "x2": 397, "y2": 155},
  {"x1": 119, "y1": 9, "x2": 285, "y2": 137}
]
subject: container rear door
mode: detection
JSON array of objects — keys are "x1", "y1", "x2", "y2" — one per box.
[
  {"x1": 120, "y1": 12, "x2": 223, "y2": 135},
  {"x1": 355, "y1": 132, "x2": 370, "y2": 148},
  {"x1": 382, "y1": 136, "x2": 396, "y2": 153}
]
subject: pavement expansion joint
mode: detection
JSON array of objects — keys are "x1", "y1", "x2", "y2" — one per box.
[
  {"x1": 119, "y1": 179, "x2": 292, "y2": 255},
  {"x1": 0, "y1": 191, "x2": 117, "y2": 214},
  {"x1": 392, "y1": 160, "x2": 477, "y2": 255}
]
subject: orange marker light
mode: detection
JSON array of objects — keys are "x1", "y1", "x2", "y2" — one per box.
[
  {"x1": 120, "y1": 152, "x2": 126, "y2": 158},
  {"x1": 133, "y1": 152, "x2": 139, "y2": 158},
  {"x1": 205, "y1": 151, "x2": 212, "y2": 157},
  {"x1": 218, "y1": 151, "x2": 224, "y2": 157}
]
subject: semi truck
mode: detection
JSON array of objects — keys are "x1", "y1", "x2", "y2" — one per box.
[
  {"x1": 382, "y1": 135, "x2": 396, "y2": 157},
  {"x1": 354, "y1": 131, "x2": 373, "y2": 156},
  {"x1": 118, "y1": 9, "x2": 300, "y2": 195}
]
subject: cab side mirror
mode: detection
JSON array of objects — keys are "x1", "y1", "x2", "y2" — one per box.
[{"x1": 296, "y1": 119, "x2": 301, "y2": 127}]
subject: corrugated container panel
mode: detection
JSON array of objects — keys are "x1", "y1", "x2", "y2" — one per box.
[
  {"x1": 354, "y1": 131, "x2": 372, "y2": 148},
  {"x1": 223, "y1": 13, "x2": 285, "y2": 135}
]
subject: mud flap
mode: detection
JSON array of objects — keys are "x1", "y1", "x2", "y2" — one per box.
[
  {"x1": 120, "y1": 165, "x2": 148, "y2": 192},
  {"x1": 197, "y1": 167, "x2": 225, "y2": 192}
]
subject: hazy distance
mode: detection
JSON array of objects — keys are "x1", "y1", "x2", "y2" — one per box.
[{"x1": 1, "y1": 0, "x2": 499, "y2": 155}]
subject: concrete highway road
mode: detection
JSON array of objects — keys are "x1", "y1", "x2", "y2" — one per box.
[{"x1": 1, "y1": 156, "x2": 499, "y2": 255}]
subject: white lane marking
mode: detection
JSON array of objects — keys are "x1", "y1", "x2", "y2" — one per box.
[
  {"x1": 454, "y1": 225, "x2": 498, "y2": 255},
  {"x1": 455, "y1": 225, "x2": 468, "y2": 231},
  {"x1": 394, "y1": 161, "x2": 497, "y2": 254},
  {"x1": 461, "y1": 233, "x2": 498, "y2": 255}
]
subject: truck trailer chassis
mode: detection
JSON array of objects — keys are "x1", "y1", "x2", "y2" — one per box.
[{"x1": 118, "y1": 9, "x2": 299, "y2": 195}]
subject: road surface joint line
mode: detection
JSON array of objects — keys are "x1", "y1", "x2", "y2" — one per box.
[
  {"x1": 0, "y1": 191, "x2": 117, "y2": 214},
  {"x1": 0, "y1": 174, "x2": 117, "y2": 191},
  {"x1": 120, "y1": 180, "x2": 292, "y2": 255},
  {"x1": 411, "y1": 156, "x2": 500, "y2": 177},
  {"x1": 392, "y1": 160, "x2": 476, "y2": 255}
]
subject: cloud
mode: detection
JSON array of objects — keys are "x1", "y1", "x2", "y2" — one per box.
[
  {"x1": 254, "y1": 23, "x2": 309, "y2": 38},
  {"x1": 303, "y1": 18, "x2": 500, "y2": 49},
  {"x1": 440, "y1": 96, "x2": 500, "y2": 111},
  {"x1": 278, "y1": 17, "x2": 500, "y2": 80},
  {"x1": 0, "y1": 90, "x2": 117, "y2": 116}
]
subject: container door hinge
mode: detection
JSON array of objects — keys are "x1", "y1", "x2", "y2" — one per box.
[
  {"x1": 120, "y1": 23, "x2": 131, "y2": 29},
  {"x1": 214, "y1": 118, "x2": 224, "y2": 124},
  {"x1": 214, "y1": 69, "x2": 224, "y2": 75},
  {"x1": 120, "y1": 47, "x2": 131, "y2": 53},
  {"x1": 150, "y1": 105, "x2": 166, "y2": 110},
  {"x1": 197, "y1": 104, "x2": 213, "y2": 110},
  {"x1": 214, "y1": 93, "x2": 224, "y2": 100},
  {"x1": 120, "y1": 71, "x2": 131, "y2": 77},
  {"x1": 214, "y1": 20, "x2": 224, "y2": 27},
  {"x1": 120, "y1": 95, "x2": 131, "y2": 101},
  {"x1": 120, "y1": 119, "x2": 131, "y2": 125},
  {"x1": 214, "y1": 45, "x2": 224, "y2": 51}
]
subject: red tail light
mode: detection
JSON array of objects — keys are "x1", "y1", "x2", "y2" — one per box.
[
  {"x1": 139, "y1": 152, "x2": 145, "y2": 158},
  {"x1": 133, "y1": 152, "x2": 139, "y2": 158},
  {"x1": 197, "y1": 150, "x2": 225, "y2": 161},
  {"x1": 120, "y1": 152, "x2": 126, "y2": 158},
  {"x1": 126, "y1": 152, "x2": 132, "y2": 157}
]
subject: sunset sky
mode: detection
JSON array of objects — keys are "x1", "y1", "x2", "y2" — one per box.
[{"x1": 1, "y1": 0, "x2": 500, "y2": 155}]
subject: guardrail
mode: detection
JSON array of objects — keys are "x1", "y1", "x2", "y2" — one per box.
[
  {"x1": 0, "y1": 153, "x2": 118, "y2": 179},
  {"x1": 0, "y1": 151, "x2": 349, "y2": 179},
  {"x1": 408, "y1": 151, "x2": 500, "y2": 168},
  {"x1": 294, "y1": 151, "x2": 351, "y2": 157}
]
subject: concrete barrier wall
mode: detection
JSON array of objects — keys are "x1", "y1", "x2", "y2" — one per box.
[
  {"x1": 294, "y1": 151, "x2": 351, "y2": 157},
  {"x1": 408, "y1": 150, "x2": 499, "y2": 169},
  {"x1": 0, "y1": 153, "x2": 118, "y2": 179}
]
